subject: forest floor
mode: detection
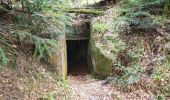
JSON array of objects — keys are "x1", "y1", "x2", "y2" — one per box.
[
  {"x1": 67, "y1": 63, "x2": 113, "y2": 100},
  {"x1": 68, "y1": 76, "x2": 113, "y2": 100},
  {"x1": 67, "y1": 64, "x2": 154, "y2": 100},
  {"x1": 68, "y1": 75, "x2": 155, "y2": 100}
]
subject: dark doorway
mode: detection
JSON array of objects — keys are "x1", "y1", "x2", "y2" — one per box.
[{"x1": 67, "y1": 39, "x2": 89, "y2": 76}]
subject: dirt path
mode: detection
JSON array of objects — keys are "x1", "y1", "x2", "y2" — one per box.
[
  {"x1": 68, "y1": 75, "x2": 154, "y2": 100},
  {"x1": 68, "y1": 75, "x2": 114, "y2": 100},
  {"x1": 67, "y1": 64, "x2": 153, "y2": 100},
  {"x1": 67, "y1": 63, "x2": 113, "y2": 100}
]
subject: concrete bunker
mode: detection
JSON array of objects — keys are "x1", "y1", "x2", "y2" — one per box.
[
  {"x1": 66, "y1": 18, "x2": 90, "y2": 76},
  {"x1": 57, "y1": 13, "x2": 112, "y2": 79}
]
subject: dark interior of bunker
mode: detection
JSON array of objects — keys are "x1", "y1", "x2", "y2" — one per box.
[
  {"x1": 66, "y1": 14, "x2": 91, "y2": 76},
  {"x1": 67, "y1": 40, "x2": 89, "y2": 76}
]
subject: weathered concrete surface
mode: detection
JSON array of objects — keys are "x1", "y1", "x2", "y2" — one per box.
[
  {"x1": 89, "y1": 44, "x2": 112, "y2": 79},
  {"x1": 66, "y1": 14, "x2": 90, "y2": 40},
  {"x1": 88, "y1": 9, "x2": 115, "y2": 79},
  {"x1": 48, "y1": 34, "x2": 67, "y2": 79}
]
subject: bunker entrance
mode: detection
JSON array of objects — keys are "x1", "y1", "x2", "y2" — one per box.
[{"x1": 67, "y1": 39, "x2": 89, "y2": 76}]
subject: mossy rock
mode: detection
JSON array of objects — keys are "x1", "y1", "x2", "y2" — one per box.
[{"x1": 90, "y1": 45, "x2": 112, "y2": 79}]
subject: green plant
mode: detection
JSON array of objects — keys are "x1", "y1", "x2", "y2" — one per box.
[
  {"x1": 112, "y1": 34, "x2": 126, "y2": 53},
  {"x1": 93, "y1": 22, "x2": 109, "y2": 33},
  {"x1": 152, "y1": 71, "x2": 165, "y2": 83},
  {"x1": 14, "y1": 30, "x2": 57, "y2": 59},
  {"x1": 127, "y1": 42, "x2": 144, "y2": 61},
  {"x1": 42, "y1": 92, "x2": 56, "y2": 100},
  {"x1": 164, "y1": 84, "x2": 170, "y2": 97},
  {"x1": 58, "y1": 79, "x2": 69, "y2": 90},
  {"x1": 112, "y1": 61, "x2": 143, "y2": 85},
  {"x1": 129, "y1": 12, "x2": 156, "y2": 31},
  {"x1": 0, "y1": 48, "x2": 9, "y2": 67},
  {"x1": 0, "y1": 0, "x2": 72, "y2": 62},
  {"x1": 152, "y1": 59, "x2": 170, "y2": 81},
  {"x1": 149, "y1": 59, "x2": 170, "y2": 96},
  {"x1": 112, "y1": 0, "x2": 163, "y2": 34},
  {"x1": 163, "y1": 0, "x2": 170, "y2": 17},
  {"x1": 123, "y1": 64, "x2": 142, "y2": 85},
  {"x1": 156, "y1": 94, "x2": 166, "y2": 100}
]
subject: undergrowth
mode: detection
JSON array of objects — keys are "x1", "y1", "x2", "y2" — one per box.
[
  {"x1": 92, "y1": 22, "x2": 109, "y2": 33},
  {"x1": 113, "y1": 0, "x2": 169, "y2": 34},
  {"x1": 111, "y1": 39, "x2": 144, "y2": 87},
  {"x1": 14, "y1": 30, "x2": 58, "y2": 59},
  {"x1": 0, "y1": 48, "x2": 9, "y2": 67},
  {"x1": 109, "y1": 0, "x2": 170, "y2": 98},
  {"x1": 0, "y1": 0, "x2": 72, "y2": 66}
]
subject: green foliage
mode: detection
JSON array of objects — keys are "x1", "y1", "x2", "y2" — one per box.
[
  {"x1": 67, "y1": 9, "x2": 104, "y2": 16},
  {"x1": 156, "y1": 94, "x2": 166, "y2": 100},
  {"x1": 113, "y1": 62, "x2": 143, "y2": 85},
  {"x1": 58, "y1": 79, "x2": 69, "y2": 90},
  {"x1": 152, "y1": 59, "x2": 170, "y2": 82},
  {"x1": 111, "y1": 34, "x2": 126, "y2": 53},
  {"x1": 109, "y1": 37, "x2": 144, "y2": 85},
  {"x1": 148, "y1": 59, "x2": 170, "y2": 98},
  {"x1": 127, "y1": 42, "x2": 144, "y2": 61},
  {"x1": 0, "y1": 48, "x2": 9, "y2": 67},
  {"x1": 127, "y1": 0, "x2": 159, "y2": 5},
  {"x1": 125, "y1": 65, "x2": 142, "y2": 85},
  {"x1": 164, "y1": 84, "x2": 170, "y2": 97},
  {"x1": 113, "y1": 16, "x2": 128, "y2": 33},
  {"x1": 41, "y1": 92, "x2": 56, "y2": 100},
  {"x1": 113, "y1": 0, "x2": 164, "y2": 33},
  {"x1": 152, "y1": 71, "x2": 165, "y2": 82},
  {"x1": 15, "y1": 30, "x2": 57, "y2": 59},
  {"x1": 13, "y1": 0, "x2": 71, "y2": 13},
  {"x1": 127, "y1": 12, "x2": 156, "y2": 31},
  {"x1": 93, "y1": 22, "x2": 109, "y2": 33},
  {"x1": 0, "y1": 0, "x2": 72, "y2": 61},
  {"x1": 163, "y1": 0, "x2": 170, "y2": 17}
]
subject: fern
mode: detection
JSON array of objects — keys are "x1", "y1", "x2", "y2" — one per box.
[
  {"x1": 113, "y1": 0, "x2": 163, "y2": 33},
  {"x1": 15, "y1": 30, "x2": 58, "y2": 59},
  {"x1": 126, "y1": 12, "x2": 156, "y2": 31},
  {"x1": 112, "y1": 63, "x2": 143, "y2": 85}
]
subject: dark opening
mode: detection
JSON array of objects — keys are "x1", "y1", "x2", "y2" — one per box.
[{"x1": 67, "y1": 39, "x2": 89, "y2": 76}]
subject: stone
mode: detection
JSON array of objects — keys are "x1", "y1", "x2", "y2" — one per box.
[{"x1": 89, "y1": 96, "x2": 100, "y2": 100}]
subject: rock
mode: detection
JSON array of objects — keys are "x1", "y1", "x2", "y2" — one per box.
[{"x1": 89, "y1": 96, "x2": 100, "y2": 100}]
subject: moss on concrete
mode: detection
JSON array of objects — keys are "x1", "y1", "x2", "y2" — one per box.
[
  {"x1": 92, "y1": 47, "x2": 112, "y2": 79},
  {"x1": 47, "y1": 34, "x2": 67, "y2": 80},
  {"x1": 88, "y1": 14, "x2": 114, "y2": 79},
  {"x1": 88, "y1": 35, "x2": 113, "y2": 79}
]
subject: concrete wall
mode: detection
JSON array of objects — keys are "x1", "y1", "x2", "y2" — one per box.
[{"x1": 48, "y1": 34, "x2": 67, "y2": 80}]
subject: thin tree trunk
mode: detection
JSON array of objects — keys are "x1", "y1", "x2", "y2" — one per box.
[{"x1": 86, "y1": 0, "x2": 88, "y2": 5}]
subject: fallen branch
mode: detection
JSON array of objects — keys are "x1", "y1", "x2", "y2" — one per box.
[{"x1": 67, "y1": 8, "x2": 104, "y2": 16}]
